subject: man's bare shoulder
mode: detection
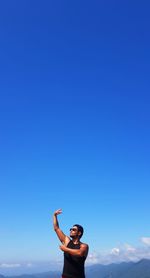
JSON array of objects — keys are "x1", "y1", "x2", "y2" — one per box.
[
  {"x1": 64, "y1": 236, "x2": 70, "y2": 246},
  {"x1": 80, "y1": 242, "x2": 89, "y2": 248},
  {"x1": 80, "y1": 242, "x2": 89, "y2": 257}
]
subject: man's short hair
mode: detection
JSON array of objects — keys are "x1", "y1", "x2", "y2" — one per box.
[{"x1": 73, "y1": 224, "x2": 84, "y2": 238}]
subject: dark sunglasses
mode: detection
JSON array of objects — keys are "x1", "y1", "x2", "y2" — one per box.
[{"x1": 70, "y1": 228, "x2": 78, "y2": 232}]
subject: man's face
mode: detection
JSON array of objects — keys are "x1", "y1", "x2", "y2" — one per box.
[{"x1": 70, "y1": 226, "x2": 79, "y2": 238}]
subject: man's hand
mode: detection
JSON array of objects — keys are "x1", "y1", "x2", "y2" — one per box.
[
  {"x1": 54, "y1": 209, "x2": 62, "y2": 216},
  {"x1": 59, "y1": 244, "x2": 67, "y2": 252}
]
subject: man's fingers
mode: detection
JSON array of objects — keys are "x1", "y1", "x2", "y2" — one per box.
[
  {"x1": 57, "y1": 209, "x2": 62, "y2": 214},
  {"x1": 54, "y1": 208, "x2": 62, "y2": 215}
]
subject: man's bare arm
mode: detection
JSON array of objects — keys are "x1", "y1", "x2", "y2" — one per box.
[
  {"x1": 53, "y1": 209, "x2": 69, "y2": 244},
  {"x1": 59, "y1": 243, "x2": 89, "y2": 257}
]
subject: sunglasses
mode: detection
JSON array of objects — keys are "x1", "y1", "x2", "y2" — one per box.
[{"x1": 70, "y1": 228, "x2": 78, "y2": 232}]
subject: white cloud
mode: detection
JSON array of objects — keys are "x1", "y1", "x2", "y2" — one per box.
[
  {"x1": 141, "y1": 237, "x2": 150, "y2": 246},
  {"x1": 111, "y1": 248, "x2": 120, "y2": 255},
  {"x1": 86, "y1": 237, "x2": 150, "y2": 265},
  {"x1": 26, "y1": 263, "x2": 33, "y2": 267},
  {"x1": 0, "y1": 261, "x2": 62, "y2": 275},
  {"x1": 0, "y1": 263, "x2": 21, "y2": 268},
  {"x1": 123, "y1": 243, "x2": 136, "y2": 253},
  {"x1": 86, "y1": 252, "x2": 102, "y2": 264}
]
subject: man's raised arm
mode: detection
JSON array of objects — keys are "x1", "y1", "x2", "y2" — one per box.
[{"x1": 53, "y1": 209, "x2": 69, "y2": 244}]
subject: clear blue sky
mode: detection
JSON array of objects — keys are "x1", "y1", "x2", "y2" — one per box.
[{"x1": 0, "y1": 0, "x2": 150, "y2": 274}]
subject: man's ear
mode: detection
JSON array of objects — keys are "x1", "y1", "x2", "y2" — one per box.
[{"x1": 78, "y1": 231, "x2": 81, "y2": 237}]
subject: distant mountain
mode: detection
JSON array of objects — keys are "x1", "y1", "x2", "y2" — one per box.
[
  {"x1": 86, "y1": 259, "x2": 150, "y2": 278},
  {"x1": 1, "y1": 259, "x2": 150, "y2": 278},
  {"x1": 86, "y1": 261, "x2": 133, "y2": 278},
  {"x1": 121, "y1": 259, "x2": 150, "y2": 278},
  {"x1": 4, "y1": 272, "x2": 60, "y2": 278}
]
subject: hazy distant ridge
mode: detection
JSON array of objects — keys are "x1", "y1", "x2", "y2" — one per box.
[{"x1": 2, "y1": 259, "x2": 150, "y2": 278}]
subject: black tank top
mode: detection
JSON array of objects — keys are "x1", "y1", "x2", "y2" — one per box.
[{"x1": 62, "y1": 240, "x2": 86, "y2": 278}]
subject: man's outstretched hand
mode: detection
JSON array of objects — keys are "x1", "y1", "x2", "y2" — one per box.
[
  {"x1": 59, "y1": 244, "x2": 67, "y2": 252},
  {"x1": 54, "y1": 209, "x2": 62, "y2": 216}
]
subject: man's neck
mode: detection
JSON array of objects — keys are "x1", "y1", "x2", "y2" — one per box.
[{"x1": 72, "y1": 237, "x2": 80, "y2": 244}]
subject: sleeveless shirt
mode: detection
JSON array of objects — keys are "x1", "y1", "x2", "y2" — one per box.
[{"x1": 62, "y1": 240, "x2": 86, "y2": 278}]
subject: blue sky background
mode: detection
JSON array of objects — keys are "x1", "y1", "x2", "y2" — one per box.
[{"x1": 0, "y1": 0, "x2": 150, "y2": 274}]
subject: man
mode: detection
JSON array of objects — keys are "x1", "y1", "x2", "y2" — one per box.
[{"x1": 53, "y1": 208, "x2": 89, "y2": 278}]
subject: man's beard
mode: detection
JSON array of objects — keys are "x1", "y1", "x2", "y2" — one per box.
[{"x1": 70, "y1": 235, "x2": 76, "y2": 239}]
